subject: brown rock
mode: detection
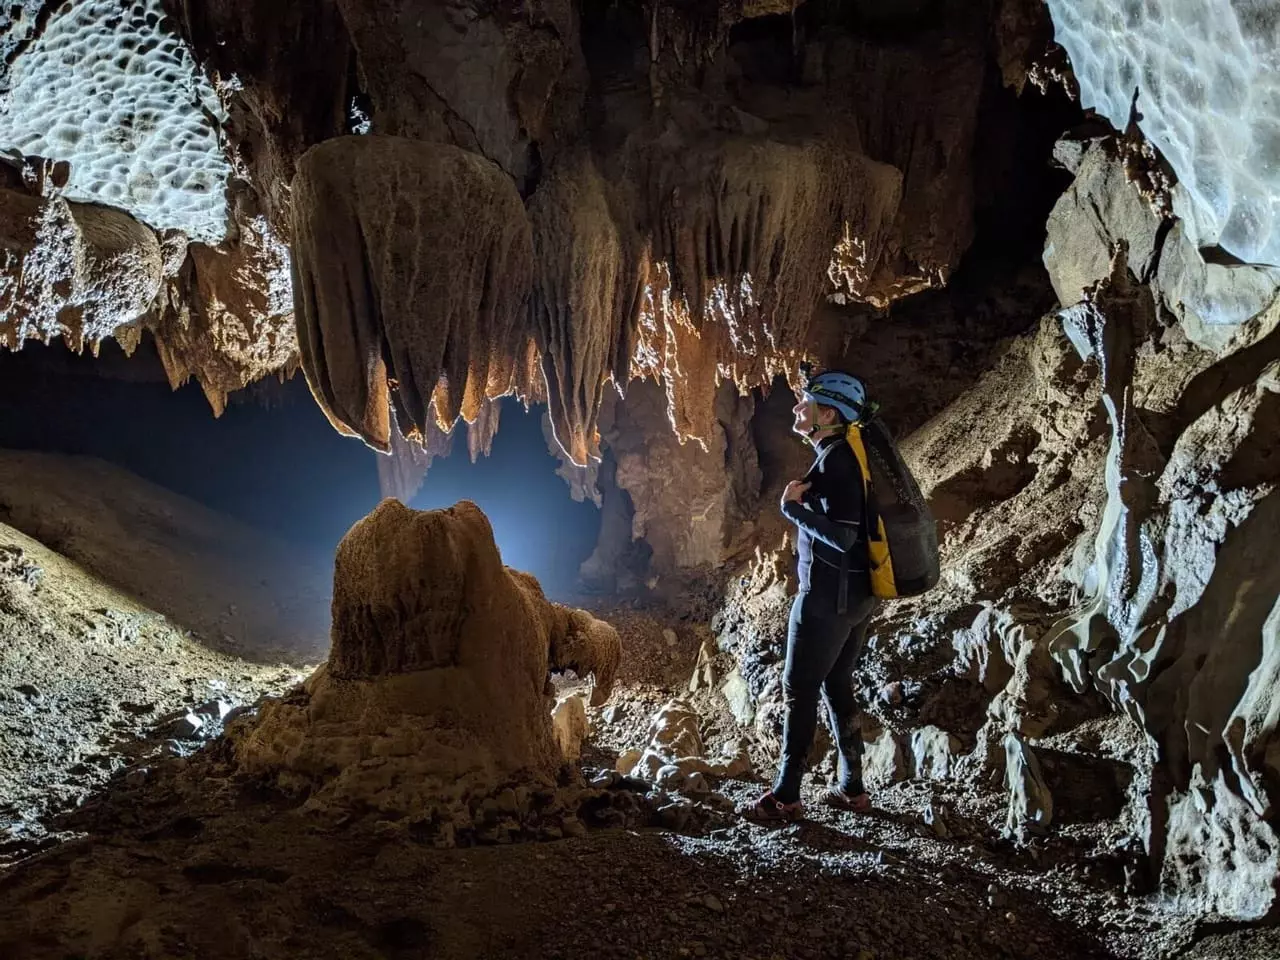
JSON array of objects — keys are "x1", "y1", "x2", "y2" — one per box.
[
  {"x1": 235, "y1": 499, "x2": 621, "y2": 817},
  {"x1": 290, "y1": 135, "x2": 536, "y2": 453},
  {"x1": 0, "y1": 184, "x2": 162, "y2": 351}
]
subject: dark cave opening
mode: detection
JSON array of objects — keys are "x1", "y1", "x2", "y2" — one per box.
[{"x1": 0, "y1": 337, "x2": 601, "y2": 598}]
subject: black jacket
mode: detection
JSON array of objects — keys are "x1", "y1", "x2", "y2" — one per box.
[{"x1": 781, "y1": 436, "x2": 869, "y2": 598}]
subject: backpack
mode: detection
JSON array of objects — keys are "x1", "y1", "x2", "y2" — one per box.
[{"x1": 843, "y1": 416, "x2": 940, "y2": 600}]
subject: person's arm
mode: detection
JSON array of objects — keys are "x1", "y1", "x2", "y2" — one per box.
[
  {"x1": 781, "y1": 499, "x2": 860, "y2": 552},
  {"x1": 779, "y1": 447, "x2": 865, "y2": 553}
]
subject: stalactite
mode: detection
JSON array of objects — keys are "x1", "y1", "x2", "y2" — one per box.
[
  {"x1": 291, "y1": 135, "x2": 535, "y2": 453},
  {"x1": 528, "y1": 151, "x2": 645, "y2": 467},
  {"x1": 633, "y1": 137, "x2": 903, "y2": 444},
  {"x1": 375, "y1": 410, "x2": 453, "y2": 505},
  {"x1": 143, "y1": 206, "x2": 296, "y2": 417},
  {"x1": 466, "y1": 398, "x2": 502, "y2": 463}
]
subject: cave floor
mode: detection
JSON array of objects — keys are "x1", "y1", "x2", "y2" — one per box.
[
  {"x1": 0, "y1": 561, "x2": 1215, "y2": 960},
  {"x1": 1, "y1": 649, "x2": 1204, "y2": 960},
  {"x1": 0, "y1": 758, "x2": 1158, "y2": 960},
  {"x1": 0, "y1": 454, "x2": 1248, "y2": 960}
]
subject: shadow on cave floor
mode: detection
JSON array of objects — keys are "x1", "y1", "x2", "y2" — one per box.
[{"x1": 0, "y1": 769, "x2": 1122, "y2": 960}]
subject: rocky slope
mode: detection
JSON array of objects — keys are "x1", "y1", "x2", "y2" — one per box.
[
  {"x1": 701, "y1": 132, "x2": 1280, "y2": 927},
  {"x1": 0, "y1": 452, "x2": 330, "y2": 864}
]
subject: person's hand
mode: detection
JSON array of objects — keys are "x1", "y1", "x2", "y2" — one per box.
[{"x1": 781, "y1": 480, "x2": 810, "y2": 507}]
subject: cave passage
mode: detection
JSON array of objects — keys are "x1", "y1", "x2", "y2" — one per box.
[{"x1": 0, "y1": 337, "x2": 600, "y2": 596}]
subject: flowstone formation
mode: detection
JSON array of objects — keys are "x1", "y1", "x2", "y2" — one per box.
[
  {"x1": 233, "y1": 498, "x2": 622, "y2": 842},
  {"x1": 153, "y1": 0, "x2": 990, "y2": 475},
  {"x1": 1044, "y1": 0, "x2": 1280, "y2": 266},
  {"x1": 291, "y1": 136, "x2": 537, "y2": 453}
]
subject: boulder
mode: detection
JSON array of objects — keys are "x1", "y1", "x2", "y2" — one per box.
[{"x1": 1043, "y1": 141, "x2": 1165, "y2": 308}]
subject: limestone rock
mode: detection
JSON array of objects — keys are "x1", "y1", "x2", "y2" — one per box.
[
  {"x1": 234, "y1": 499, "x2": 621, "y2": 821},
  {"x1": 688, "y1": 640, "x2": 718, "y2": 693},
  {"x1": 291, "y1": 136, "x2": 536, "y2": 453},
  {"x1": 146, "y1": 197, "x2": 297, "y2": 416},
  {"x1": 951, "y1": 605, "x2": 1017, "y2": 695},
  {"x1": 551, "y1": 694, "x2": 589, "y2": 762},
  {"x1": 862, "y1": 728, "x2": 908, "y2": 788},
  {"x1": 614, "y1": 748, "x2": 643, "y2": 775},
  {"x1": 1043, "y1": 140, "x2": 1166, "y2": 308},
  {"x1": 1155, "y1": 222, "x2": 1280, "y2": 354},
  {"x1": 1028, "y1": 257, "x2": 1280, "y2": 916},
  {"x1": 907, "y1": 726, "x2": 962, "y2": 781},
  {"x1": 1163, "y1": 769, "x2": 1280, "y2": 920},
  {"x1": 1003, "y1": 733, "x2": 1053, "y2": 841},
  {"x1": 0, "y1": 181, "x2": 163, "y2": 351},
  {"x1": 720, "y1": 667, "x2": 756, "y2": 727},
  {"x1": 624, "y1": 700, "x2": 748, "y2": 790}
]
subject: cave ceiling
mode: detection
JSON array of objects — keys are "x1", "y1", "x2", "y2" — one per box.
[{"x1": 0, "y1": 0, "x2": 1029, "y2": 465}]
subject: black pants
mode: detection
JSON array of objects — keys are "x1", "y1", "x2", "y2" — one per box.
[{"x1": 772, "y1": 589, "x2": 877, "y2": 804}]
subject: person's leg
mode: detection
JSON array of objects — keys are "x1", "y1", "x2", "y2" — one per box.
[
  {"x1": 772, "y1": 592, "x2": 857, "y2": 804},
  {"x1": 821, "y1": 596, "x2": 877, "y2": 797}
]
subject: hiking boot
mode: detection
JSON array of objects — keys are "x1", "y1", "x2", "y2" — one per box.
[
  {"x1": 744, "y1": 790, "x2": 805, "y2": 822},
  {"x1": 823, "y1": 786, "x2": 872, "y2": 813}
]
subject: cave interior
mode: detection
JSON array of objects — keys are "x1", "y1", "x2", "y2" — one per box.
[{"x1": 0, "y1": 1, "x2": 1279, "y2": 958}]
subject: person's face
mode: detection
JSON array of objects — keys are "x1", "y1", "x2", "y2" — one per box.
[
  {"x1": 792, "y1": 398, "x2": 836, "y2": 436},
  {"x1": 792, "y1": 397, "x2": 813, "y2": 436}
]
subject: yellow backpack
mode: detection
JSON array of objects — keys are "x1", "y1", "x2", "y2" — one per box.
[{"x1": 844, "y1": 418, "x2": 939, "y2": 601}]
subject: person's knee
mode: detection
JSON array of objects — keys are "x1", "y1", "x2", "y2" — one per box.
[
  {"x1": 822, "y1": 678, "x2": 857, "y2": 715},
  {"x1": 782, "y1": 670, "x2": 820, "y2": 709}
]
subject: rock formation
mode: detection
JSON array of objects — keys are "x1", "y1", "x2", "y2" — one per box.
[
  {"x1": 3, "y1": 0, "x2": 1280, "y2": 941},
  {"x1": 144, "y1": 192, "x2": 298, "y2": 415},
  {"x1": 234, "y1": 499, "x2": 621, "y2": 836},
  {"x1": 291, "y1": 136, "x2": 538, "y2": 453},
  {"x1": 135, "y1": 0, "x2": 993, "y2": 474},
  {"x1": 0, "y1": 158, "x2": 295, "y2": 413},
  {"x1": 700, "y1": 125, "x2": 1280, "y2": 923},
  {"x1": 0, "y1": 157, "x2": 163, "y2": 352}
]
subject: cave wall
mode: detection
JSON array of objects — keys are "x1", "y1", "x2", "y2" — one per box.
[
  {"x1": 713, "y1": 132, "x2": 1280, "y2": 922},
  {"x1": 5, "y1": 0, "x2": 1279, "y2": 927}
]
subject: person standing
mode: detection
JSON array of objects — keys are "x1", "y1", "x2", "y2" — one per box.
[{"x1": 748, "y1": 371, "x2": 878, "y2": 821}]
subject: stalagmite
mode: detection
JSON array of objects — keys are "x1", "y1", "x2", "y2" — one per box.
[{"x1": 235, "y1": 499, "x2": 621, "y2": 830}]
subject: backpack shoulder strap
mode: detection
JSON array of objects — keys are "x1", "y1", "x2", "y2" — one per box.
[{"x1": 845, "y1": 423, "x2": 882, "y2": 541}]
